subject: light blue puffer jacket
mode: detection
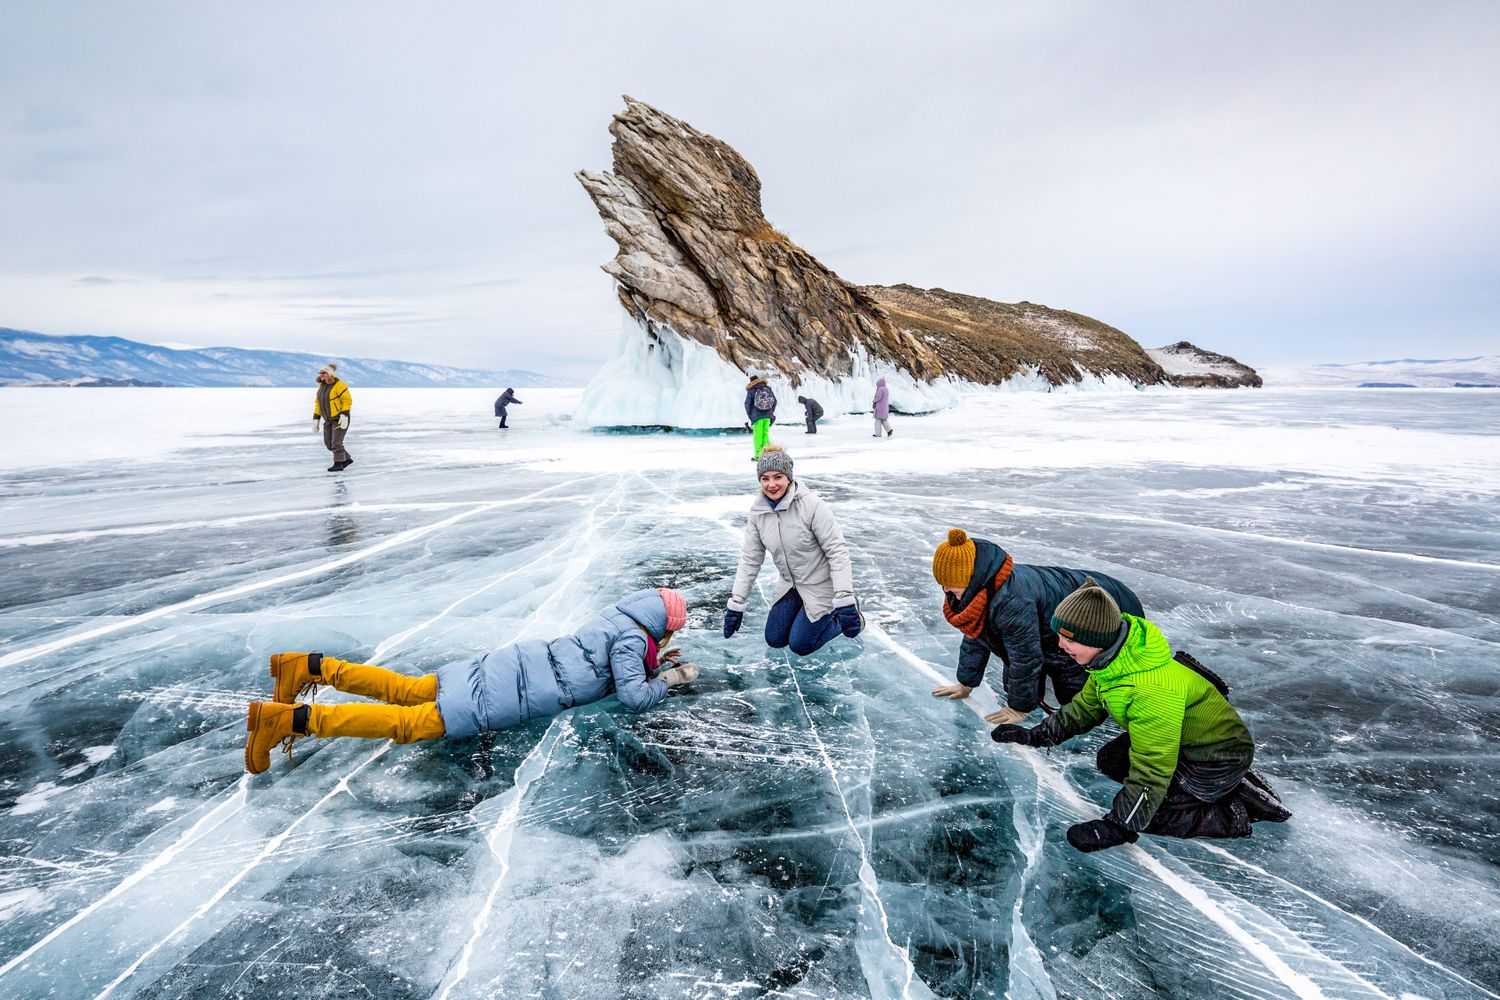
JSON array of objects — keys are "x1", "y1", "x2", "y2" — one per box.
[{"x1": 434, "y1": 589, "x2": 672, "y2": 739}]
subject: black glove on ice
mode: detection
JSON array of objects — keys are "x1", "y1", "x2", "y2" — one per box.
[
  {"x1": 832, "y1": 603, "x2": 863, "y2": 638},
  {"x1": 723, "y1": 610, "x2": 743, "y2": 638},
  {"x1": 991, "y1": 724, "x2": 1042, "y2": 746},
  {"x1": 1066, "y1": 818, "x2": 1138, "y2": 853}
]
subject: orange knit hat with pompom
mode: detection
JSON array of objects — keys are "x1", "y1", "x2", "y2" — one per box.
[{"x1": 932, "y1": 528, "x2": 977, "y2": 589}]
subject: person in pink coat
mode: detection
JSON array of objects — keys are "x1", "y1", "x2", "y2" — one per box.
[{"x1": 872, "y1": 378, "x2": 893, "y2": 438}]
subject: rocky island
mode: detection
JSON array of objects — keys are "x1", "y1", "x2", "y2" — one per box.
[{"x1": 575, "y1": 98, "x2": 1256, "y2": 427}]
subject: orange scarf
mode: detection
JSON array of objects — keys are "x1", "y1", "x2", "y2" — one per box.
[{"x1": 942, "y1": 555, "x2": 1014, "y2": 639}]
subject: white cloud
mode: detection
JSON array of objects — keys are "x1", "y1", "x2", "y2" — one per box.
[{"x1": 1, "y1": 1, "x2": 1496, "y2": 373}]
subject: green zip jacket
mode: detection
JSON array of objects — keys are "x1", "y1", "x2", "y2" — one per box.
[{"x1": 1039, "y1": 614, "x2": 1253, "y2": 831}]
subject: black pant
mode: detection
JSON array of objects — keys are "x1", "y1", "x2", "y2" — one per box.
[
  {"x1": 496, "y1": 406, "x2": 509, "y2": 428},
  {"x1": 805, "y1": 416, "x2": 817, "y2": 434},
  {"x1": 1097, "y1": 733, "x2": 1253, "y2": 839}
]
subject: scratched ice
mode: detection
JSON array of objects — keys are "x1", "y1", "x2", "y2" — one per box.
[{"x1": 0, "y1": 386, "x2": 1496, "y2": 999}]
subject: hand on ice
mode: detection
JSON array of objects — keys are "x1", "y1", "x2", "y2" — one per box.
[
  {"x1": 659, "y1": 646, "x2": 683, "y2": 665},
  {"x1": 722, "y1": 610, "x2": 743, "y2": 638},
  {"x1": 990, "y1": 724, "x2": 1041, "y2": 746},
  {"x1": 833, "y1": 603, "x2": 863, "y2": 638},
  {"x1": 658, "y1": 662, "x2": 699, "y2": 688},
  {"x1": 1066, "y1": 818, "x2": 1138, "y2": 853},
  {"x1": 931, "y1": 683, "x2": 973, "y2": 700},
  {"x1": 984, "y1": 706, "x2": 1028, "y2": 725}
]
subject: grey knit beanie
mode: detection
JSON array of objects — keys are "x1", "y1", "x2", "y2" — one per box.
[
  {"x1": 756, "y1": 444, "x2": 794, "y2": 479},
  {"x1": 1050, "y1": 577, "x2": 1123, "y2": 648}
]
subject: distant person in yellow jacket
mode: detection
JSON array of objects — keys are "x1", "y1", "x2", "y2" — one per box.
[{"x1": 313, "y1": 362, "x2": 353, "y2": 472}]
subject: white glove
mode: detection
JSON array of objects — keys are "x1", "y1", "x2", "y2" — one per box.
[
  {"x1": 657, "y1": 663, "x2": 699, "y2": 688},
  {"x1": 312, "y1": 417, "x2": 321, "y2": 433},
  {"x1": 336, "y1": 413, "x2": 349, "y2": 430}
]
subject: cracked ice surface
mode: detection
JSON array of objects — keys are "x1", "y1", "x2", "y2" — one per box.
[{"x1": 0, "y1": 386, "x2": 1496, "y2": 999}]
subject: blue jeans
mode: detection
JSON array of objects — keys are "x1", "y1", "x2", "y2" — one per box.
[{"x1": 765, "y1": 589, "x2": 841, "y2": 656}]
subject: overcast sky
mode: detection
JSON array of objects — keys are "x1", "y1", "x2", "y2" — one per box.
[{"x1": 3, "y1": 2, "x2": 1497, "y2": 378}]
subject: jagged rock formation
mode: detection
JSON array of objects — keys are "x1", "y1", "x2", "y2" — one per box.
[
  {"x1": 577, "y1": 98, "x2": 1170, "y2": 388},
  {"x1": 1148, "y1": 341, "x2": 1263, "y2": 388}
]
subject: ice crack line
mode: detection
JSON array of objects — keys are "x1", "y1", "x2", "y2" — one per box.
[
  {"x1": 0, "y1": 479, "x2": 591, "y2": 671},
  {"x1": 5, "y1": 480, "x2": 617, "y2": 995},
  {"x1": 432, "y1": 475, "x2": 635, "y2": 1000},
  {"x1": 864, "y1": 622, "x2": 1339, "y2": 1000},
  {"x1": 780, "y1": 653, "x2": 931, "y2": 1000},
  {"x1": 434, "y1": 718, "x2": 566, "y2": 1000},
  {"x1": 92, "y1": 745, "x2": 392, "y2": 999}
]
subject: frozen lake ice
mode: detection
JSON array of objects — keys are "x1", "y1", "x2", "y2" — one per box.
[{"x1": 0, "y1": 385, "x2": 1496, "y2": 999}]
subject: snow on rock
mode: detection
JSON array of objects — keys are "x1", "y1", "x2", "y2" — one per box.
[{"x1": 1148, "y1": 341, "x2": 1262, "y2": 388}]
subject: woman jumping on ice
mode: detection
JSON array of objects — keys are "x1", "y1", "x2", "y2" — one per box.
[
  {"x1": 244, "y1": 588, "x2": 698, "y2": 773},
  {"x1": 723, "y1": 445, "x2": 863, "y2": 656}
]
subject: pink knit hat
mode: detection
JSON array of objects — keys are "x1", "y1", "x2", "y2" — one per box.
[{"x1": 657, "y1": 588, "x2": 687, "y2": 633}]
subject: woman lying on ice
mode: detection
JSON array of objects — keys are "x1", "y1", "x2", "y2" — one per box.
[
  {"x1": 244, "y1": 588, "x2": 699, "y2": 773},
  {"x1": 992, "y1": 578, "x2": 1291, "y2": 852},
  {"x1": 930, "y1": 528, "x2": 1143, "y2": 726},
  {"x1": 723, "y1": 445, "x2": 864, "y2": 655}
]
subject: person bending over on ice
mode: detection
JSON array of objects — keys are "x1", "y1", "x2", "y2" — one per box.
[
  {"x1": 724, "y1": 445, "x2": 863, "y2": 655},
  {"x1": 930, "y1": 529, "x2": 1142, "y2": 726},
  {"x1": 797, "y1": 395, "x2": 823, "y2": 435},
  {"x1": 493, "y1": 387, "x2": 521, "y2": 429},
  {"x1": 745, "y1": 373, "x2": 777, "y2": 460},
  {"x1": 993, "y1": 578, "x2": 1291, "y2": 852},
  {"x1": 244, "y1": 588, "x2": 698, "y2": 773}
]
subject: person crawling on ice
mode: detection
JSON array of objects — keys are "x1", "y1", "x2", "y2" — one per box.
[
  {"x1": 992, "y1": 578, "x2": 1291, "y2": 852},
  {"x1": 931, "y1": 528, "x2": 1143, "y2": 726},
  {"x1": 244, "y1": 588, "x2": 698, "y2": 773},
  {"x1": 723, "y1": 445, "x2": 864, "y2": 656}
]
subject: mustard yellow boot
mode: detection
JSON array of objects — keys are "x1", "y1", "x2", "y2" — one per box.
[
  {"x1": 270, "y1": 652, "x2": 323, "y2": 704},
  {"x1": 306, "y1": 703, "x2": 446, "y2": 744},
  {"x1": 245, "y1": 702, "x2": 308, "y2": 774}
]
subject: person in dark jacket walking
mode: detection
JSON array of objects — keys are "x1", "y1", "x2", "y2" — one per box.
[
  {"x1": 244, "y1": 589, "x2": 698, "y2": 773},
  {"x1": 745, "y1": 374, "x2": 777, "y2": 460},
  {"x1": 930, "y1": 528, "x2": 1142, "y2": 725},
  {"x1": 313, "y1": 362, "x2": 353, "y2": 472},
  {"x1": 993, "y1": 579, "x2": 1290, "y2": 852},
  {"x1": 797, "y1": 395, "x2": 824, "y2": 434},
  {"x1": 494, "y1": 388, "x2": 521, "y2": 429}
]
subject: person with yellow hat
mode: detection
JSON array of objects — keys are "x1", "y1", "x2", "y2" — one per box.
[{"x1": 930, "y1": 528, "x2": 1143, "y2": 725}]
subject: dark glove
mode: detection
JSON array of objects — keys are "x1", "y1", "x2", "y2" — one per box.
[
  {"x1": 832, "y1": 603, "x2": 863, "y2": 638},
  {"x1": 1066, "y1": 818, "x2": 1138, "y2": 853},
  {"x1": 990, "y1": 724, "x2": 1041, "y2": 746},
  {"x1": 723, "y1": 610, "x2": 743, "y2": 638}
]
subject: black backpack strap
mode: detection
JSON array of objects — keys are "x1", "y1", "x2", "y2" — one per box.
[{"x1": 1173, "y1": 649, "x2": 1230, "y2": 696}]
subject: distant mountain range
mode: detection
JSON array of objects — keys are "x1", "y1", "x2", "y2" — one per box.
[
  {"x1": 0, "y1": 328, "x2": 577, "y2": 388},
  {"x1": 1261, "y1": 355, "x2": 1500, "y2": 388}
]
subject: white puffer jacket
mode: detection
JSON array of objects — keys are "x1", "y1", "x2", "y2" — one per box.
[{"x1": 728, "y1": 480, "x2": 856, "y2": 621}]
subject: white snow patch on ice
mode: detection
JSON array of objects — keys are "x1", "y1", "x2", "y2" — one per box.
[{"x1": 9, "y1": 782, "x2": 65, "y2": 816}]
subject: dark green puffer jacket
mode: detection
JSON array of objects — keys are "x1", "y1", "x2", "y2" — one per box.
[{"x1": 1039, "y1": 614, "x2": 1253, "y2": 831}]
